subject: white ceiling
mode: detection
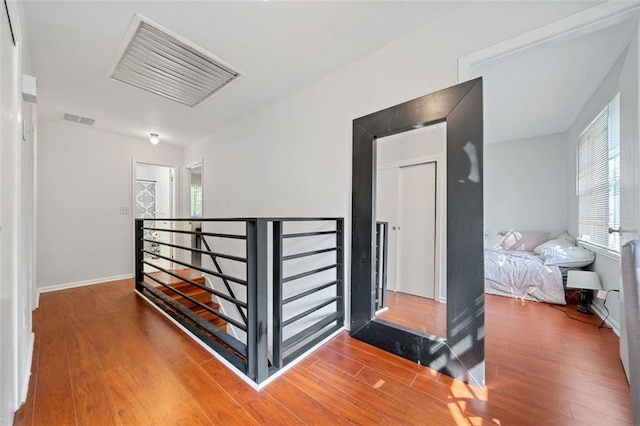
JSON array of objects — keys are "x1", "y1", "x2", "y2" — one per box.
[
  {"x1": 23, "y1": 1, "x2": 467, "y2": 147},
  {"x1": 474, "y1": 19, "x2": 637, "y2": 144}
]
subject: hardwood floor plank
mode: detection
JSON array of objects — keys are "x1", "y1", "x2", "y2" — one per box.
[
  {"x1": 32, "y1": 360, "x2": 76, "y2": 426},
  {"x1": 354, "y1": 365, "x2": 483, "y2": 425},
  {"x1": 284, "y1": 369, "x2": 390, "y2": 425},
  {"x1": 307, "y1": 359, "x2": 448, "y2": 425},
  {"x1": 170, "y1": 355, "x2": 258, "y2": 425},
  {"x1": 264, "y1": 374, "x2": 352, "y2": 425},
  {"x1": 105, "y1": 359, "x2": 212, "y2": 425},
  {"x1": 199, "y1": 358, "x2": 301, "y2": 425},
  {"x1": 69, "y1": 367, "x2": 120, "y2": 426}
]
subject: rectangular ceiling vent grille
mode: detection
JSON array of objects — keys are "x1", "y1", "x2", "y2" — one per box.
[
  {"x1": 63, "y1": 113, "x2": 96, "y2": 126},
  {"x1": 110, "y1": 18, "x2": 240, "y2": 107}
]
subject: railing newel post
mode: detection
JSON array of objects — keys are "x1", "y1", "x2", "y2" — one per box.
[
  {"x1": 135, "y1": 218, "x2": 144, "y2": 292},
  {"x1": 337, "y1": 218, "x2": 345, "y2": 326},
  {"x1": 246, "y1": 218, "x2": 269, "y2": 383},
  {"x1": 272, "y1": 220, "x2": 284, "y2": 369}
]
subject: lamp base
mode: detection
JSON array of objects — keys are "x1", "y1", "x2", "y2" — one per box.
[
  {"x1": 577, "y1": 289, "x2": 593, "y2": 315},
  {"x1": 577, "y1": 305, "x2": 593, "y2": 315}
]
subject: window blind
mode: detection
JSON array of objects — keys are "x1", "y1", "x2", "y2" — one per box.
[{"x1": 577, "y1": 94, "x2": 620, "y2": 251}]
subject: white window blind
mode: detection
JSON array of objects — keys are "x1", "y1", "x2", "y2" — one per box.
[{"x1": 577, "y1": 94, "x2": 620, "y2": 252}]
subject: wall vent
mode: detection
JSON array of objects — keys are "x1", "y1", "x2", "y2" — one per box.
[
  {"x1": 109, "y1": 15, "x2": 240, "y2": 107},
  {"x1": 63, "y1": 113, "x2": 96, "y2": 126}
]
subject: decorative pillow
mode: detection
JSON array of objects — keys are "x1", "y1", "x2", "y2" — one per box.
[
  {"x1": 535, "y1": 239, "x2": 595, "y2": 267},
  {"x1": 500, "y1": 230, "x2": 550, "y2": 251},
  {"x1": 484, "y1": 230, "x2": 505, "y2": 250}
]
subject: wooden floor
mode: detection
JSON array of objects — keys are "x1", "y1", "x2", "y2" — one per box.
[
  {"x1": 14, "y1": 279, "x2": 632, "y2": 425},
  {"x1": 377, "y1": 291, "x2": 447, "y2": 337}
]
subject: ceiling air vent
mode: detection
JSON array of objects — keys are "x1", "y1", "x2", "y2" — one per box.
[
  {"x1": 109, "y1": 15, "x2": 240, "y2": 107},
  {"x1": 63, "y1": 113, "x2": 96, "y2": 126}
]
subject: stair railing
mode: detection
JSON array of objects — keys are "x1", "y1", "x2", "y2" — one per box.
[{"x1": 135, "y1": 217, "x2": 344, "y2": 385}]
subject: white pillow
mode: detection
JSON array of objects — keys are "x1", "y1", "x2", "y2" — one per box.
[
  {"x1": 535, "y1": 239, "x2": 595, "y2": 267},
  {"x1": 500, "y1": 230, "x2": 550, "y2": 251},
  {"x1": 555, "y1": 231, "x2": 576, "y2": 245},
  {"x1": 484, "y1": 230, "x2": 505, "y2": 250}
]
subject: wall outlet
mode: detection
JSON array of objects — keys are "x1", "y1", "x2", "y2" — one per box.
[
  {"x1": 119, "y1": 207, "x2": 130, "y2": 215},
  {"x1": 596, "y1": 290, "x2": 607, "y2": 300}
]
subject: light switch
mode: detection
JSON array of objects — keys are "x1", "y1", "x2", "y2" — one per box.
[{"x1": 119, "y1": 207, "x2": 130, "y2": 215}]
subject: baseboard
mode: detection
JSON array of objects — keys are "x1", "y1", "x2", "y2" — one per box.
[
  {"x1": 18, "y1": 332, "x2": 35, "y2": 407},
  {"x1": 590, "y1": 302, "x2": 620, "y2": 336},
  {"x1": 37, "y1": 274, "x2": 134, "y2": 294}
]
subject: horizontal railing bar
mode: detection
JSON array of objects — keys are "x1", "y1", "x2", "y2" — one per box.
[
  {"x1": 141, "y1": 262, "x2": 248, "y2": 309},
  {"x1": 282, "y1": 280, "x2": 340, "y2": 305},
  {"x1": 282, "y1": 264, "x2": 338, "y2": 283},
  {"x1": 143, "y1": 272, "x2": 247, "y2": 331},
  {"x1": 139, "y1": 281, "x2": 248, "y2": 356},
  {"x1": 138, "y1": 218, "x2": 258, "y2": 222},
  {"x1": 141, "y1": 250, "x2": 248, "y2": 286},
  {"x1": 137, "y1": 217, "x2": 341, "y2": 222},
  {"x1": 283, "y1": 311, "x2": 342, "y2": 351},
  {"x1": 282, "y1": 247, "x2": 337, "y2": 261},
  {"x1": 282, "y1": 230, "x2": 337, "y2": 239},
  {"x1": 282, "y1": 324, "x2": 343, "y2": 366},
  {"x1": 282, "y1": 297, "x2": 340, "y2": 328},
  {"x1": 142, "y1": 227, "x2": 246, "y2": 240},
  {"x1": 141, "y1": 238, "x2": 247, "y2": 263}
]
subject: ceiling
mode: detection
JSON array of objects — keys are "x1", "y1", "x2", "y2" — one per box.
[
  {"x1": 473, "y1": 18, "x2": 637, "y2": 144},
  {"x1": 23, "y1": 1, "x2": 467, "y2": 147}
]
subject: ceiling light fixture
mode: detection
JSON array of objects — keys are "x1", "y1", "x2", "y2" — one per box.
[{"x1": 149, "y1": 133, "x2": 160, "y2": 145}]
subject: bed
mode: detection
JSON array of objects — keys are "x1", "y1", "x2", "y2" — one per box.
[
  {"x1": 483, "y1": 230, "x2": 595, "y2": 305},
  {"x1": 484, "y1": 249, "x2": 566, "y2": 304}
]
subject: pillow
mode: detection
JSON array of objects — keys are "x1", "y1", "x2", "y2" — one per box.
[
  {"x1": 534, "y1": 238, "x2": 573, "y2": 256},
  {"x1": 555, "y1": 231, "x2": 576, "y2": 245},
  {"x1": 500, "y1": 230, "x2": 550, "y2": 251},
  {"x1": 484, "y1": 230, "x2": 505, "y2": 250},
  {"x1": 535, "y1": 239, "x2": 595, "y2": 267}
]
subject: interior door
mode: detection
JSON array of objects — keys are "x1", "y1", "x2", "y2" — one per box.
[
  {"x1": 618, "y1": 25, "x2": 639, "y2": 382},
  {"x1": 397, "y1": 162, "x2": 437, "y2": 299}
]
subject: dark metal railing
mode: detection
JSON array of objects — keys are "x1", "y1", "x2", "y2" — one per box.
[
  {"x1": 375, "y1": 221, "x2": 388, "y2": 311},
  {"x1": 135, "y1": 217, "x2": 344, "y2": 385}
]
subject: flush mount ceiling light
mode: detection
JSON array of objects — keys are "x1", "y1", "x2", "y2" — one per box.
[
  {"x1": 149, "y1": 132, "x2": 160, "y2": 145},
  {"x1": 108, "y1": 14, "x2": 240, "y2": 107}
]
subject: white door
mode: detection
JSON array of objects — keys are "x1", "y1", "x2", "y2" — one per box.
[
  {"x1": 376, "y1": 168, "x2": 398, "y2": 291},
  {"x1": 618, "y1": 26, "x2": 639, "y2": 382},
  {"x1": 398, "y1": 162, "x2": 437, "y2": 299}
]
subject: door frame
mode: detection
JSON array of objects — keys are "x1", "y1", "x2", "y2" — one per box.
[
  {"x1": 378, "y1": 154, "x2": 446, "y2": 302},
  {"x1": 458, "y1": 0, "x2": 640, "y2": 385},
  {"x1": 132, "y1": 159, "x2": 179, "y2": 271}
]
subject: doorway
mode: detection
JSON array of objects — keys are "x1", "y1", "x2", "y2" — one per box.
[
  {"x1": 134, "y1": 162, "x2": 176, "y2": 272},
  {"x1": 187, "y1": 162, "x2": 203, "y2": 267}
]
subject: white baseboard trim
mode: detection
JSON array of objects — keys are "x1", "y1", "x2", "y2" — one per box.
[
  {"x1": 18, "y1": 332, "x2": 35, "y2": 407},
  {"x1": 37, "y1": 274, "x2": 134, "y2": 295},
  {"x1": 591, "y1": 302, "x2": 620, "y2": 336},
  {"x1": 135, "y1": 290, "x2": 344, "y2": 390}
]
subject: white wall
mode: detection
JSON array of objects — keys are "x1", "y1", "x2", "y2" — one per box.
[
  {"x1": 36, "y1": 121, "x2": 184, "y2": 290},
  {"x1": 566, "y1": 35, "x2": 638, "y2": 334},
  {"x1": 484, "y1": 133, "x2": 568, "y2": 235},
  {"x1": 184, "y1": 2, "x2": 596, "y2": 327}
]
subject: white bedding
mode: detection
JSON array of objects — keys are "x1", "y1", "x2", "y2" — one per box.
[{"x1": 484, "y1": 249, "x2": 566, "y2": 305}]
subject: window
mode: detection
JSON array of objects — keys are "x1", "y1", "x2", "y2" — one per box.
[{"x1": 577, "y1": 93, "x2": 620, "y2": 252}]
